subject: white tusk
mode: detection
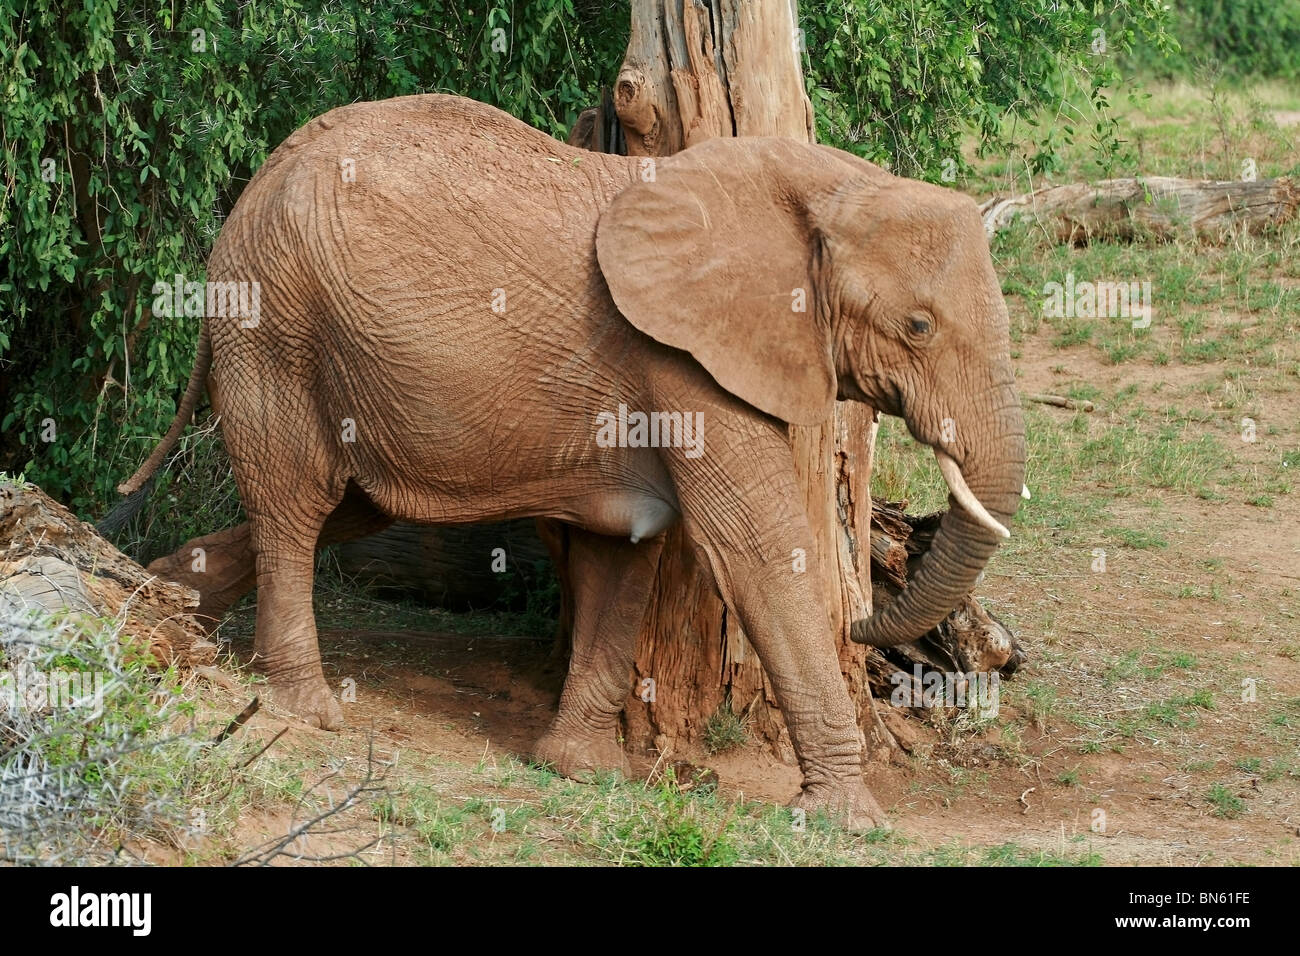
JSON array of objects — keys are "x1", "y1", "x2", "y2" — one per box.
[
  {"x1": 934, "y1": 450, "x2": 1011, "y2": 539},
  {"x1": 1021, "y1": 484, "x2": 1032, "y2": 500}
]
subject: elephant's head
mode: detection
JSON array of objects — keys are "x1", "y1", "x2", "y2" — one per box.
[{"x1": 596, "y1": 137, "x2": 1026, "y2": 647}]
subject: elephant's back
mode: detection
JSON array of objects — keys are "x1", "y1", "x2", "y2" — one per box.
[
  {"x1": 249, "y1": 95, "x2": 568, "y2": 183},
  {"x1": 234, "y1": 94, "x2": 634, "y2": 229},
  {"x1": 204, "y1": 93, "x2": 641, "y2": 435},
  {"x1": 213, "y1": 93, "x2": 636, "y2": 298}
]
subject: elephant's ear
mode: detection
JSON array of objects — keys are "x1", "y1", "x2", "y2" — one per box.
[{"x1": 597, "y1": 137, "x2": 847, "y2": 427}]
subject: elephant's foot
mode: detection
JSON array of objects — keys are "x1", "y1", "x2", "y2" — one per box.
[
  {"x1": 791, "y1": 777, "x2": 891, "y2": 834},
  {"x1": 532, "y1": 729, "x2": 630, "y2": 781},
  {"x1": 268, "y1": 676, "x2": 344, "y2": 730}
]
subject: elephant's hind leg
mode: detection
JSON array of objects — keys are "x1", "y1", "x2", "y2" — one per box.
[
  {"x1": 532, "y1": 527, "x2": 664, "y2": 780},
  {"x1": 244, "y1": 500, "x2": 339, "y2": 728},
  {"x1": 243, "y1": 478, "x2": 383, "y2": 730}
]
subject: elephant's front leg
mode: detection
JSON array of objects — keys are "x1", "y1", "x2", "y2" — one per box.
[
  {"x1": 532, "y1": 526, "x2": 664, "y2": 779},
  {"x1": 722, "y1": 555, "x2": 889, "y2": 831},
  {"x1": 665, "y1": 413, "x2": 889, "y2": 832}
]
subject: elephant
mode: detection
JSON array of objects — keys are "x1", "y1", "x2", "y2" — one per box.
[{"x1": 118, "y1": 94, "x2": 1026, "y2": 830}]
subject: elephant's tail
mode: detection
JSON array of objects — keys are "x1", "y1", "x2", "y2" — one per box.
[{"x1": 117, "y1": 320, "x2": 212, "y2": 495}]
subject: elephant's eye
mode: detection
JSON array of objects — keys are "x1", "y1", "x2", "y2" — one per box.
[{"x1": 909, "y1": 315, "x2": 932, "y2": 335}]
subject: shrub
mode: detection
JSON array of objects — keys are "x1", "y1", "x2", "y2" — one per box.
[
  {"x1": 1125, "y1": 1, "x2": 1300, "y2": 79},
  {"x1": 804, "y1": 0, "x2": 1175, "y2": 179},
  {"x1": 0, "y1": 606, "x2": 200, "y2": 863}
]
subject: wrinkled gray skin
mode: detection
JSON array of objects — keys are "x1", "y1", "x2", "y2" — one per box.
[{"x1": 121, "y1": 95, "x2": 1026, "y2": 830}]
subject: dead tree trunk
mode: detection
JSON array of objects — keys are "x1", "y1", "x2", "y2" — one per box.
[
  {"x1": 569, "y1": 0, "x2": 885, "y2": 765},
  {"x1": 610, "y1": 0, "x2": 814, "y2": 155}
]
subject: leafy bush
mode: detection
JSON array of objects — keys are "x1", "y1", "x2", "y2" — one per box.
[
  {"x1": 1125, "y1": 1, "x2": 1300, "y2": 79},
  {"x1": 804, "y1": 0, "x2": 1174, "y2": 179}
]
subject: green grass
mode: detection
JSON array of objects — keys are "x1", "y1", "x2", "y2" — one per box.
[
  {"x1": 1103, "y1": 649, "x2": 1199, "y2": 685},
  {"x1": 970, "y1": 78, "x2": 1300, "y2": 195},
  {"x1": 1108, "y1": 527, "x2": 1169, "y2": 550},
  {"x1": 980, "y1": 76, "x2": 1300, "y2": 405},
  {"x1": 870, "y1": 417, "x2": 948, "y2": 511},
  {"x1": 703, "y1": 700, "x2": 752, "y2": 755},
  {"x1": 601, "y1": 769, "x2": 740, "y2": 866},
  {"x1": 398, "y1": 757, "x2": 1105, "y2": 866},
  {"x1": 1145, "y1": 691, "x2": 1215, "y2": 729},
  {"x1": 1206, "y1": 784, "x2": 1246, "y2": 819},
  {"x1": 875, "y1": 385, "x2": 1292, "y2": 591}
]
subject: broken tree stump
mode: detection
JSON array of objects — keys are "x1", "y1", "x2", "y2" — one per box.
[
  {"x1": 864, "y1": 503, "x2": 1023, "y2": 690},
  {"x1": 980, "y1": 175, "x2": 1298, "y2": 242},
  {"x1": 0, "y1": 482, "x2": 216, "y2": 668}
]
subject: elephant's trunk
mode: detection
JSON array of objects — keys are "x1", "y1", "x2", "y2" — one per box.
[{"x1": 852, "y1": 408, "x2": 1025, "y2": 648}]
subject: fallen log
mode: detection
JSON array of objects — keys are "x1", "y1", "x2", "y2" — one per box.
[
  {"x1": 0, "y1": 481, "x2": 216, "y2": 667},
  {"x1": 980, "y1": 175, "x2": 1298, "y2": 242}
]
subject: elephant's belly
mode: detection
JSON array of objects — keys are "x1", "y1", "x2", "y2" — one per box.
[{"x1": 352, "y1": 455, "x2": 682, "y2": 544}]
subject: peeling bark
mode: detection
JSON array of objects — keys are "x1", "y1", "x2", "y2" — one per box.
[{"x1": 613, "y1": 0, "x2": 813, "y2": 156}]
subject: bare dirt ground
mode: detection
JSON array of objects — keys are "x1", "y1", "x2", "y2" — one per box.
[{"x1": 207, "y1": 441, "x2": 1297, "y2": 865}]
